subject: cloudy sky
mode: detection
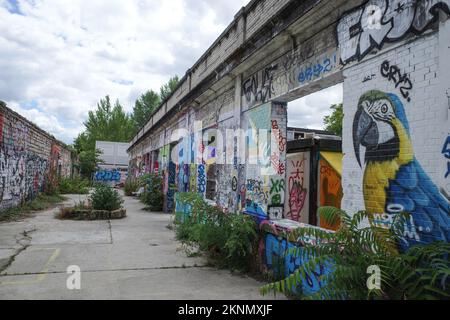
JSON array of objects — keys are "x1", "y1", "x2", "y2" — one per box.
[{"x1": 0, "y1": 0, "x2": 342, "y2": 144}]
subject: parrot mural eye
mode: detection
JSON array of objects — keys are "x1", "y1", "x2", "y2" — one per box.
[{"x1": 381, "y1": 104, "x2": 388, "y2": 114}]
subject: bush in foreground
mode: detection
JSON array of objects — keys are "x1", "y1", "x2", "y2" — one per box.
[
  {"x1": 174, "y1": 193, "x2": 258, "y2": 272},
  {"x1": 90, "y1": 184, "x2": 123, "y2": 211}
]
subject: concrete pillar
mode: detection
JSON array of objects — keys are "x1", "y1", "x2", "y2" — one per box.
[{"x1": 242, "y1": 101, "x2": 288, "y2": 221}]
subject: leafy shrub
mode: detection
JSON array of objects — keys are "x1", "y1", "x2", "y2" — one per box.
[
  {"x1": 175, "y1": 193, "x2": 258, "y2": 272},
  {"x1": 58, "y1": 177, "x2": 91, "y2": 195},
  {"x1": 261, "y1": 207, "x2": 450, "y2": 300},
  {"x1": 124, "y1": 178, "x2": 140, "y2": 196},
  {"x1": 90, "y1": 184, "x2": 123, "y2": 211},
  {"x1": 140, "y1": 174, "x2": 164, "y2": 211}
]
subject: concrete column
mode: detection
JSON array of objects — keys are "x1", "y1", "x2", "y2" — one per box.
[{"x1": 242, "y1": 101, "x2": 288, "y2": 221}]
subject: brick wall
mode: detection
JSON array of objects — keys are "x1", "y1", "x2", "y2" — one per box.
[
  {"x1": 341, "y1": 30, "x2": 450, "y2": 249},
  {"x1": 0, "y1": 102, "x2": 73, "y2": 212}
]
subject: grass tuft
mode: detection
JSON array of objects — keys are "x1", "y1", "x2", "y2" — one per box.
[{"x1": 0, "y1": 194, "x2": 67, "y2": 223}]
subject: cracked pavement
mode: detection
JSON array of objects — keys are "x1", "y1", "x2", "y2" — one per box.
[{"x1": 0, "y1": 194, "x2": 279, "y2": 300}]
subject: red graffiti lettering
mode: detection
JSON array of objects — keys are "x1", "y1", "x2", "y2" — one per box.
[{"x1": 287, "y1": 178, "x2": 308, "y2": 222}]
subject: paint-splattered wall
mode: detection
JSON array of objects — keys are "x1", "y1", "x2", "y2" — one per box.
[{"x1": 0, "y1": 102, "x2": 73, "y2": 212}]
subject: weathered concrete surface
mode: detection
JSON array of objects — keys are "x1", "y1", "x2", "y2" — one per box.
[{"x1": 0, "y1": 194, "x2": 281, "y2": 300}]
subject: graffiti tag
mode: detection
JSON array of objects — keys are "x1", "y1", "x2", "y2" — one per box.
[
  {"x1": 381, "y1": 60, "x2": 413, "y2": 102},
  {"x1": 298, "y1": 54, "x2": 337, "y2": 84},
  {"x1": 94, "y1": 170, "x2": 121, "y2": 182},
  {"x1": 337, "y1": 0, "x2": 450, "y2": 64},
  {"x1": 243, "y1": 65, "x2": 278, "y2": 107}
]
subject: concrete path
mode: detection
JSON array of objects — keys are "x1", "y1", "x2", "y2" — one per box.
[{"x1": 0, "y1": 194, "x2": 279, "y2": 300}]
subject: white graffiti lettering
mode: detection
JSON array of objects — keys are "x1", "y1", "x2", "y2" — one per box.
[{"x1": 337, "y1": 0, "x2": 450, "y2": 64}]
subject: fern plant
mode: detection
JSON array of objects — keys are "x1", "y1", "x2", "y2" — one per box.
[{"x1": 261, "y1": 207, "x2": 450, "y2": 300}]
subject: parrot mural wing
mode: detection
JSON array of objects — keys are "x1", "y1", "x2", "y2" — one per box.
[{"x1": 387, "y1": 159, "x2": 450, "y2": 249}]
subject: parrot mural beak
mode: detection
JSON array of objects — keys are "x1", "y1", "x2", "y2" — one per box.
[{"x1": 353, "y1": 108, "x2": 378, "y2": 167}]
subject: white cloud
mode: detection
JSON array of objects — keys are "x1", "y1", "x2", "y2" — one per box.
[
  {"x1": 0, "y1": 0, "x2": 248, "y2": 143},
  {"x1": 288, "y1": 84, "x2": 343, "y2": 130},
  {"x1": 0, "y1": 0, "x2": 342, "y2": 144}
]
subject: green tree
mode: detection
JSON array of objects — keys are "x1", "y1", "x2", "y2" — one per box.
[
  {"x1": 323, "y1": 103, "x2": 343, "y2": 137},
  {"x1": 159, "y1": 75, "x2": 180, "y2": 101},
  {"x1": 132, "y1": 90, "x2": 160, "y2": 132},
  {"x1": 74, "y1": 96, "x2": 134, "y2": 178},
  {"x1": 84, "y1": 96, "x2": 135, "y2": 144},
  {"x1": 78, "y1": 149, "x2": 102, "y2": 179}
]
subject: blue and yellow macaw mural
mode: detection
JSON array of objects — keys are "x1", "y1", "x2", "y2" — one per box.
[{"x1": 353, "y1": 90, "x2": 450, "y2": 250}]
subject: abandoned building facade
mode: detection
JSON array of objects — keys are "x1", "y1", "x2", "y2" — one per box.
[
  {"x1": 0, "y1": 102, "x2": 75, "y2": 211},
  {"x1": 128, "y1": 0, "x2": 450, "y2": 247}
]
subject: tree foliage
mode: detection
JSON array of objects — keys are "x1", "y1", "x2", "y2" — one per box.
[
  {"x1": 74, "y1": 96, "x2": 134, "y2": 178},
  {"x1": 73, "y1": 76, "x2": 180, "y2": 178},
  {"x1": 323, "y1": 103, "x2": 343, "y2": 137},
  {"x1": 132, "y1": 90, "x2": 160, "y2": 132},
  {"x1": 159, "y1": 75, "x2": 180, "y2": 101}
]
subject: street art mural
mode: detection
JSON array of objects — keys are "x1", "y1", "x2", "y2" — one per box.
[
  {"x1": 94, "y1": 169, "x2": 122, "y2": 182},
  {"x1": 25, "y1": 154, "x2": 48, "y2": 201},
  {"x1": 262, "y1": 233, "x2": 332, "y2": 295},
  {"x1": 285, "y1": 152, "x2": 310, "y2": 224},
  {"x1": 0, "y1": 147, "x2": 26, "y2": 210},
  {"x1": 244, "y1": 103, "x2": 288, "y2": 220},
  {"x1": 166, "y1": 161, "x2": 177, "y2": 213},
  {"x1": 1, "y1": 149, "x2": 50, "y2": 211},
  {"x1": 353, "y1": 90, "x2": 450, "y2": 249},
  {"x1": 197, "y1": 164, "x2": 207, "y2": 197},
  {"x1": 337, "y1": 0, "x2": 450, "y2": 64},
  {"x1": 319, "y1": 159, "x2": 343, "y2": 231}
]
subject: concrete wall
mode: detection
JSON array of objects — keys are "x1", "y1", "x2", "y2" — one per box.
[
  {"x1": 129, "y1": 0, "x2": 450, "y2": 247},
  {"x1": 96, "y1": 141, "x2": 130, "y2": 167},
  {"x1": 0, "y1": 102, "x2": 73, "y2": 212}
]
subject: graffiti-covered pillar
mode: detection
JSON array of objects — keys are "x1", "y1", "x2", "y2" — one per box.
[{"x1": 242, "y1": 101, "x2": 287, "y2": 221}]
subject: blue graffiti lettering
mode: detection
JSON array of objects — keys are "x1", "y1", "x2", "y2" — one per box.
[
  {"x1": 264, "y1": 234, "x2": 333, "y2": 296},
  {"x1": 298, "y1": 54, "x2": 336, "y2": 84},
  {"x1": 94, "y1": 170, "x2": 122, "y2": 182},
  {"x1": 443, "y1": 136, "x2": 450, "y2": 178}
]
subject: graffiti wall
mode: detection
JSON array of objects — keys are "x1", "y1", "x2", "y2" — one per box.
[
  {"x1": 262, "y1": 233, "x2": 332, "y2": 296},
  {"x1": 342, "y1": 32, "x2": 450, "y2": 249},
  {"x1": 0, "y1": 103, "x2": 73, "y2": 212},
  {"x1": 284, "y1": 152, "x2": 310, "y2": 224},
  {"x1": 337, "y1": 0, "x2": 450, "y2": 65},
  {"x1": 94, "y1": 169, "x2": 122, "y2": 183},
  {"x1": 243, "y1": 102, "x2": 288, "y2": 221}
]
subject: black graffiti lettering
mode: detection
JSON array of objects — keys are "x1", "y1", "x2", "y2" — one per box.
[
  {"x1": 380, "y1": 60, "x2": 413, "y2": 101},
  {"x1": 338, "y1": 0, "x2": 450, "y2": 64},
  {"x1": 242, "y1": 65, "x2": 278, "y2": 106}
]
